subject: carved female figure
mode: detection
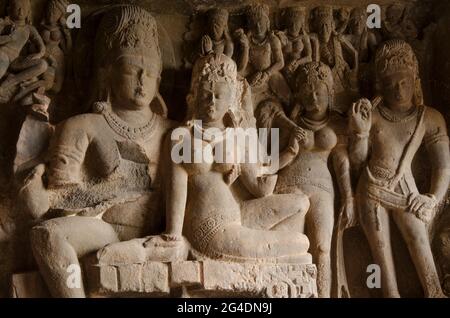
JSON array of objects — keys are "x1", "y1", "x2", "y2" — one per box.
[
  {"x1": 310, "y1": 6, "x2": 358, "y2": 114},
  {"x1": 0, "y1": 0, "x2": 47, "y2": 101},
  {"x1": 350, "y1": 40, "x2": 450, "y2": 298},
  {"x1": 201, "y1": 8, "x2": 233, "y2": 58},
  {"x1": 24, "y1": 6, "x2": 175, "y2": 297},
  {"x1": 276, "y1": 6, "x2": 313, "y2": 89},
  {"x1": 40, "y1": 0, "x2": 72, "y2": 94},
  {"x1": 235, "y1": 4, "x2": 289, "y2": 108},
  {"x1": 164, "y1": 53, "x2": 311, "y2": 263},
  {"x1": 344, "y1": 7, "x2": 378, "y2": 97},
  {"x1": 256, "y1": 62, "x2": 353, "y2": 298}
]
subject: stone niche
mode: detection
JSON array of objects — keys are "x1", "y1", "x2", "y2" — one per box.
[{"x1": 0, "y1": 0, "x2": 449, "y2": 299}]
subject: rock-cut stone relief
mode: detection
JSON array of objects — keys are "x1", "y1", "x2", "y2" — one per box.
[{"x1": 0, "y1": 0, "x2": 449, "y2": 299}]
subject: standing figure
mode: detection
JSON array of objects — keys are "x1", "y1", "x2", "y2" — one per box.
[
  {"x1": 344, "y1": 7, "x2": 378, "y2": 98},
  {"x1": 235, "y1": 4, "x2": 290, "y2": 108},
  {"x1": 310, "y1": 6, "x2": 358, "y2": 114},
  {"x1": 0, "y1": 0, "x2": 47, "y2": 103},
  {"x1": 277, "y1": 6, "x2": 314, "y2": 89},
  {"x1": 349, "y1": 40, "x2": 450, "y2": 298},
  {"x1": 256, "y1": 62, "x2": 354, "y2": 297},
  {"x1": 335, "y1": 7, "x2": 351, "y2": 35},
  {"x1": 40, "y1": 0, "x2": 72, "y2": 94},
  {"x1": 201, "y1": 8, "x2": 233, "y2": 58}
]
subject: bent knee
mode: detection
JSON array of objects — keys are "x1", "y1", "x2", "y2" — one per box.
[{"x1": 30, "y1": 221, "x2": 63, "y2": 250}]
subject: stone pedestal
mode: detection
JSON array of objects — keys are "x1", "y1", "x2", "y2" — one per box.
[{"x1": 86, "y1": 261, "x2": 317, "y2": 298}]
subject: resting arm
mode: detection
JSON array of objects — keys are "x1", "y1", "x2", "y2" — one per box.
[{"x1": 165, "y1": 138, "x2": 189, "y2": 237}]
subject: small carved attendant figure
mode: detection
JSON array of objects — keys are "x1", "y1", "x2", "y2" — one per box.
[
  {"x1": 201, "y1": 8, "x2": 233, "y2": 58},
  {"x1": 310, "y1": 6, "x2": 358, "y2": 114},
  {"x1": 0, "y1": 0, "x2": 47, "y2": 102},
  {"x1": 350, "y1": 40, "x2": 450, "y2": 298},
  {"x1": 235, "y1": 4, "x2": 289, "y2": 108},
  {"x1": 40, "y1": 0, "x2": 72, "y2": 94},
  {"x1": 335, "y1": 7, "x2": 351, "y2": 35},
  {"x1": 344, "y1": 7, "x2": 378, "y2": 97},
  {"x1": 163, "y1": 53, "x2": 311, "y2": 263},
  {"x1": 276, "y1": 6, "x2": 313, "y2": 89},
  {"x1": 24, "y1": 6, "x2": 175, "y2": 297},
  {"x1": 382, "y1": 4, "x2": 418, "y2": 42}
]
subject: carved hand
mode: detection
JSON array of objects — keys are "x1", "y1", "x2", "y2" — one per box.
[
  {"x1": 350, "y1": 98, "x2": 372, "y2": 134},
  {"x1": 342, "y1": 197, "x2": 357, "y2": 228},
  {"x1": 408, "y1": 193, "x2": 437, "y2": 223},
  {"x1": 235, "y1": 29, "x2": 249, "y2": 48},
  {"x1": 201, "y1": 35, "x2": 213, "y2": 55},
  {"x1": 288, "y1": 126, "x2": 306, "y2": 154},
  {"x1": 224, "y1": 164, "x2": 241, "y2": 185}
]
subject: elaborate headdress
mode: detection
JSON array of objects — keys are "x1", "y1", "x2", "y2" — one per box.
[
  {"x1": 48, "y1": 0, "x2": 69, "y2": 13},
  {"x1": 374, "y1": 40, "x2": 423, "y2": 105},
  {"x1": 312, "y1": 6, "x2": 333, "y2": 22},
  {"x1": 186, "y1": 53, "x2": 241, "y2": 123},
  {"x1": 284, "y1": 6, "x2": 306, "y2": 19},
  {"x1": 207, "y1": 8, "x2": 229, "y2": 22},
  {"x1": 95, "y1": 5, "x2": 162, "y2": 77},
  {"x1": 296, "y1": 62, "x2": 334, "y2": 92},
  {"x1": 294, "y1": 62, "x2": 334, "y2": 111},
  {"x1": 247, "y1": 4, "x2": 270, "y2": 24}
]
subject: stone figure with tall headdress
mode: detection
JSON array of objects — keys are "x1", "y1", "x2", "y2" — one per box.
[{"x1": 19, "y1": 5, "x2": 175, "y2": 298}]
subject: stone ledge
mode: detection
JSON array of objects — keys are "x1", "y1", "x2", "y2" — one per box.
[{"x1": 86, "y1": 261, "x2": 317, "y2": 298}]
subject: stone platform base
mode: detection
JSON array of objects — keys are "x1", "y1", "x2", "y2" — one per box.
[{"x1": 86, "y1": 261, "x2": 318, "y2": 298}]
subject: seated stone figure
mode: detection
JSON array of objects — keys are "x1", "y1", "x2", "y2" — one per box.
[
  {"x1": 235, "y1": 4, "x2": 290, "y2": 108},
  {"x1": 0, "y1": 0, "x2": 48, "y2": 104},
  {"x1": 97, "y1": 53, "x2": 312, "y2": 265},
  {"x1": 350, "y1": 40, "x2": 450, "y2": 298},
  {"x1": 18, "y1": 5, "x2": 175, "y2": 297},
  {"x1": 255, "y1": 62, "x2": 355, "y2": 298}
]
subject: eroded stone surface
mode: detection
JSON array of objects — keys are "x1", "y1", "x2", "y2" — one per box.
[{"x1": 0, "y1": 0, "x2": 449, "y2": 299}]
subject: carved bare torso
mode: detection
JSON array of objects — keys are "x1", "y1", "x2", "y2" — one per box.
[
  {"x1": 277, "y1": 123, "x2": 337, "y2": 194},
  {"x1": 248, "y1": 35, "x2": 272, "y2": 72}
]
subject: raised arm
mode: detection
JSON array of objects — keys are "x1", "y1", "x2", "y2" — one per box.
[
  {"x1": 348, "y1": 99, "x2": 372, "y2": 171},
  {"x1": 235, "y1": 29, "x2": 249, "y2": 74},
  {"x1": 296, "y1": 32, "x2": 313, "y2": 66},
  {"x1": 310, "y1": 33, "x2": 320, "y2": 62}
]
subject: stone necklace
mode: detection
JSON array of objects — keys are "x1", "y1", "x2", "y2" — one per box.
[
  {"x1": 298, "y1": 114, "x2": 329, "y2": 132},
  {"x1": 96, "y1": 102, "x2": 156, "y2": 140},
  {"x1": 378, "y1": 104, "x2": 418, "y2": 123}
]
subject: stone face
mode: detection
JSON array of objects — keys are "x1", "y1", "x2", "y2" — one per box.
[{"x1": 0, "y1": 0, "x2": 449, "y2": 299}]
